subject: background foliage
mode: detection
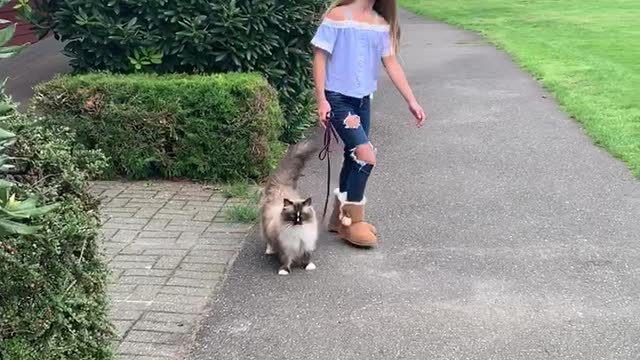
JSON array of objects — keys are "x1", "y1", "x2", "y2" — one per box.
[
  {"x1": 0, "y1": 0, "x2": 27, "y2": 59},
  {"x1": 20, "y1": 0, "x2": 329, "y2": 143},
  {"x1": 0, "y1": 110, "x2": 113, "y2": 360},
  {"x1": 1, "y1": 6, "x2": 113, "y2": 357},
  {"x1": 32, "y1": 72, "x2": 285, "y2": 181}
]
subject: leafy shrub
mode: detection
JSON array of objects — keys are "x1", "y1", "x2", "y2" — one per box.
[
  {"x1": 32, "y1": 72, "x2": 285, "y2": 181},
  {"x1": 1, "y1": 0, "x2": 27, "y2": 117},
  {"x1": 19, "y1": 0, "x2": 329, "y2": 142},
  {"x1": 0, "y1": 0, "x2": 27, "y2": 59},
  {"x1": 1, "y1": 7, "x2": 112, "y2": 358},
  {"x1": 0, "y1": 127, "x2": 58, "y2": 236},
  {"x1": 1, "y1": 0, "x2": 60, "y2": 237},
  {"x1": 2, "y1": 91, "x2": 57, "y2": 237},
  {"x1": 0, "y1": 110, "x2": 113, "y2": 359}
]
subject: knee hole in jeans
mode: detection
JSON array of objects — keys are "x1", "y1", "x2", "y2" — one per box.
[
  {"x1": 351, "y1": 143, "x2": 376, "y2": 166},
  {"x1": 343, "y1": 113, "x2": 361, "y2": 129}
]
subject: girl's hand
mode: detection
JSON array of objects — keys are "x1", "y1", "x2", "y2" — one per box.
[
  {"x1": 318, "y1": 98, "x2": 331, "y2": 128},
  {"x1": 409, "y1": 101, "x2": 427, "y2": 128}
]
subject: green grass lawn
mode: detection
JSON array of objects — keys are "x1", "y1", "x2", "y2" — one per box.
[{"x1": 400, "y1": 0, "x2": 640, "y2": 178}]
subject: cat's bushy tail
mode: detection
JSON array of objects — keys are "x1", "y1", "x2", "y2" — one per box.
[{"x1": 264, "y1": 137, "x2": 318, "y2": 195}]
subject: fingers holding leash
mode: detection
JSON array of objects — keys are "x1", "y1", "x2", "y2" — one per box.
[{"x1": 318, "y1": 99, "x2": 331, "y2": 128}]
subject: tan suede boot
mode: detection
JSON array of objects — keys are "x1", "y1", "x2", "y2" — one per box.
[
  {"x1": 338, "y1": 200, "x2": 377, "y2": 247},
  {"x1": 328, "y1": 190, "x2": 376, "y2": 234}
]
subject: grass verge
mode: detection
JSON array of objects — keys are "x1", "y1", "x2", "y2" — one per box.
[
  {"x1": 226, "y1": 205, "x2": 260, "y2": 223},
  {"x1": 223, "y1": 182, "x2": 261, "y2": 223},
  {"x1": 400, "y1": 0, "x2": 640, "y2": 177}
]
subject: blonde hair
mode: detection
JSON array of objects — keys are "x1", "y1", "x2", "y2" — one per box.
[{"x1": 323, "y1": 0, "x2": 400, "y2": 54}]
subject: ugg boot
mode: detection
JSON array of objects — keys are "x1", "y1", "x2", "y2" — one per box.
[
  {"x1": 338, "y1": 200, "x2": 377, "y2": 247},
  {"x1": 327, "y1": 189, "x2": 345, "y2": 233},
  {"x1": 328, "y1": 189, "x2": 376, "y2": 234}
]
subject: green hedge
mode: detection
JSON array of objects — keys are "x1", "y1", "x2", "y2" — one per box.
[
  {"x1": 21, "y1": 0, "x2": 329, "y2": 143},
  {"x1": 0, "y1": 113, "x2": 113, "y2": 359},
  {"x1": 32, "y1": 72, "x2": 285, "y2": 181}
]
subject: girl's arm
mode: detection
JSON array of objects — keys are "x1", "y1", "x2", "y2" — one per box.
[
  {"x1": 382, "y1": 55, "x2": 417, "y2": 105},
  {"x1": 311, "y1": 8, "x2": 345, "y2": 126},
  {"x1": 313, "y1": 47, "x2": 331, "y2": 126},
  {"x1": 313, "y1": 48, "x2": 328, "y2": 103},
  {"x1": 383, "y1": 55, "x2": 427, "y2": 126},
  {"x1": 312, "y1": 8, "x2": 343, "y2": 126}
]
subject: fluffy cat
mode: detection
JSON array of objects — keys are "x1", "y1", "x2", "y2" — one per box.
[{"x1": 260, "y1": 138, "x2": 319, "y2": 275}]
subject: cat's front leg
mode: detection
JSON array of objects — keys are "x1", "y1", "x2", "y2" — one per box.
[
  {"x1": 278, "y1": 253, "x2": 293, "y2": 275},
  {"x1": 265, "y1": 243, "x2": 275, "y2": 255},
  {"x1": 301, "y1": 251, "x2": 316, "y2": 271}
]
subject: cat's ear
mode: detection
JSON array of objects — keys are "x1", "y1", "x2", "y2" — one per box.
[
  {"x1": 302, "y1": 197, "x2": 312, "y2": 207},
  {"x1": 283, "y1": 198, "x2": 294, "y2": 207}
]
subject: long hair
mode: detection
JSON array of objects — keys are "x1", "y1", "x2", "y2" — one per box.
[
  {"x1": 263, "y1": 138, "x2": 318, "y2": 197},
  {"x1": 323, "y1": 0, "x2": 400, "y2": 54}
]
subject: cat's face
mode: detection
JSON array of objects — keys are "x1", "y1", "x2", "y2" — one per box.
[{"x1": 281, "y1": 198, "x2": 314, "y2": 226}]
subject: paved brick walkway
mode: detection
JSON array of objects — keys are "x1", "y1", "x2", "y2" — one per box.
[{"x1": 89, "y1": 181, "x2": 254, "y2": 360}]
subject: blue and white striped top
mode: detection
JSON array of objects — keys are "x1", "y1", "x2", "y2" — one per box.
[{"x1": 311, "y1": 9, "x2": 393, "y2": 99}]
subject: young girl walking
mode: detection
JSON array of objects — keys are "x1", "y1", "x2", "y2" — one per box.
[{"x1": 312, "y1": 0, "x2": 426, "y2": 248}]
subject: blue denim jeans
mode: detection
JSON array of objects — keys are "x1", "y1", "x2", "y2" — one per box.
[{"x1": 326, "y1": 90, "x2": 374, "y2": 203}]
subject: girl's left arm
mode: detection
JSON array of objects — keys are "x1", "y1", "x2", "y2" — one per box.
[
  {"x1": 382, "y1": 55, "x2": 427, "y2": 126},
  {"x1": 382, "y1": 55, "x2": 415, "y2": 104}
]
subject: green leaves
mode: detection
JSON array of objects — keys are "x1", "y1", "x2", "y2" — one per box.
[
  {"x1": 0, "y1": 126, "x2": 15, "y2": 172},
  {"x1": 0, "y1": 18, "x2": 27, "y2": 58},
  {"x1": 0, "y1": 83, "x2": 14, "y2": 119},
  {"x1": 0, "y1": 116, "x2": 112, "y2": 360},
  {"x1": 1, "y1": 5, "x2": 111, "y2": 352},
  {"x1": 0, "y1": 127, "x2": 15, "y2": 143},
  {"x1": 129, "y1": 47, "x2": 164, "y2": 71},
  {"x1": 0, "y1": 192, "x2": 59, "y2": 235},
  {"x1": 1, "y1": 2, "x2": 30, "y2": 59},
  {"x1": 1, "y1": 193, "x2": 59, "y2": 218},
  {"x1": 32, "y1": 72, "x2": 283, "y2": 181},
  {"x1": 21, "y1": 0, "x2": 328, "y2": 143},
  {"x1": 0, "y1": 96, "x2": 58, "y2": 237},
  {"x1": 0, "y1": 126, "x2": 59, "y2": 236},
  {"x1": 0, "y1": 23, "x2": 16, "y2": 46}
]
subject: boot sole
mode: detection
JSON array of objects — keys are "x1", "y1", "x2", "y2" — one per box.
[
  {"x1": 340, "y1": 236, "x2": 377, "y2": 248},
  {"x1": 332, "y1": 227, "x2": 377, "y2": 247},
  {"x1": 344, "y1": 239, "x2": 376, "y2": 248},
  {"x1": 329, "y1": 224, "x2": 376, "y2": 234}
]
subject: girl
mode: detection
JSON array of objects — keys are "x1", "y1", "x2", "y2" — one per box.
[{"x1": 311, "y1": 0, "x2": 426, "y2": 248}]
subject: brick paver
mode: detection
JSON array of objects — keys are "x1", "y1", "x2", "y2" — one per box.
[{"x1": 89, "y1": 181, "x2": 253, "y2": 360}]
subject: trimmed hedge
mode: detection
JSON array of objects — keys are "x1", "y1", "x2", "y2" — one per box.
[
  {"x1": 0, "y1": 113, "x2": 113, "y2": 359},
  {"x1": 32, "y1": 72, "x2": 285, "y2": 181},
  {"x1": 21, "y1": 0, "x2": 329, "y2": 142}
]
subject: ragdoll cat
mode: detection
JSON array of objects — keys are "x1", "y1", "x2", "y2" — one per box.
[{"x1": 260, "y1": 138, "x2": 319, "y2": 275}]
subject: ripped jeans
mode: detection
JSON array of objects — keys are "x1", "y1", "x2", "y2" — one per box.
[{"x1": 326, "y1": 90, "x2": 374, "y2": 203}]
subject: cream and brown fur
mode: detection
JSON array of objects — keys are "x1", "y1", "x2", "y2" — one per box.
[{"x1": 260, "y1": 138, "x2": 319, "y2": 275}]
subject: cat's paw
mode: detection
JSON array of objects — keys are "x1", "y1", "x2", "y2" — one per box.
[
  {"x1": 305, "y1": 262, "x2": 317, "y2": 271},
  {"x1": 278, "y1": 269, "x2": 290, "y2": 276},
  {"x1": 265, "y1": 244, "x2": 275, "y2": 255}
]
